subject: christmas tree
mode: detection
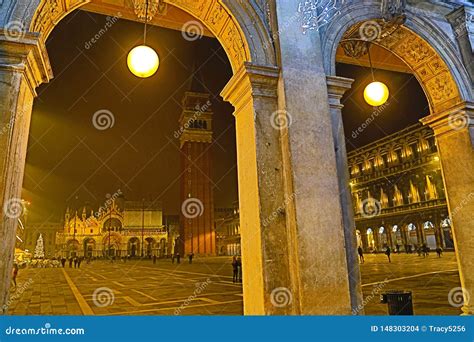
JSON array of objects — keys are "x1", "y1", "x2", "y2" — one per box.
[{"x1": 34, "y1": 233, "x2": 45, "y2": 258}]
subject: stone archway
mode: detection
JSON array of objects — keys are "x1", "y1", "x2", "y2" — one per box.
[{"x1": 324, "y1": 3, "x2": 474, "y2": 314}]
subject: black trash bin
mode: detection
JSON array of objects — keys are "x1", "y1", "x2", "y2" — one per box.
[{"x1": 380, "y1": 290, "x2": 414, "y2": 315}]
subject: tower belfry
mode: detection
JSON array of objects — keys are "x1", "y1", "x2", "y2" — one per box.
[{"x1": 179, "y1": 91, "x2": 215, "y2": 256}]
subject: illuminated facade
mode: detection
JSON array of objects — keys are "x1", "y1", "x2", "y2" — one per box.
[
  {"x1": 348, "y1": 124, "x2": 453, "y2": 252},
  {"x1": 56, "y1": 200, "x2": 168, "y2": 258},
  {"x1": 215, "y1": 203, "x2": 240, "y2": 256}
]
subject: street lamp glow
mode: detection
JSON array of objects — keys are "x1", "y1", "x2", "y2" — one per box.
[
  {"x1": 364, "y1": 81, "x2": 389, "y2": 106},
  {"x1": 127, "y1": 45, "x2": 159, "y2": 78}
]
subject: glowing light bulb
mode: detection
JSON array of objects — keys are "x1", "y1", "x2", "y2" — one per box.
[
  {"x1": 127, "y1": 45, "x2": 159, "y2": 78},
  {"x1": 363, "y1": 81, "x2": 389, "y2": 106}
]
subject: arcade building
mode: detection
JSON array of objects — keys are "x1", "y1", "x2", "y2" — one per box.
[{"x1": 348, "y1": 123, "x2": 454, "y2": 252}]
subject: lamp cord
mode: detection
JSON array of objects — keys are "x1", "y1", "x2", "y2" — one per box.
[
  {"x1": 143, "y1": 0, "x2": 149, "y2": 44},
  {"x1": 367, "y1": 42, "x2": 375, "y2": 82}
]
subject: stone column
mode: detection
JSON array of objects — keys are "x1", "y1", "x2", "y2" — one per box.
[
  {"x1": 446, "y1": 6, "x2": 474, "y2": 83},
  {"x1": 0, "y1": 32, "x2": 52, "y2": 312},
  {"x1": 326, "y1": 76, "x2": 363, "y2": 313},
  {"x1": 222, "y1": 63, "x2": 294, "y2": 315},
  {"x1": 422, "y1": 102, "x2": 474, "y2": 315}
]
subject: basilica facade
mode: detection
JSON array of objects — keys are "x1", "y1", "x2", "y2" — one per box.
[{"x1": 56, "y1": 200, "x2": 168, "y2": 258}]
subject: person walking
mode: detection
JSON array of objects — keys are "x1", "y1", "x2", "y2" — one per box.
[
  {"x1": 73, "y1": 257, "x2": 78, "y2": 268},
  {"x1": 68, "y1": 257, "x2": 73, "y2": 268},
  {"x1": 232, "y1": 256, "x2": 238, "y2": 283},
  {"x1": 436, "y1": 247, "x2": 443, "y2": 258},
  {"x1": 61, "y1": 257, "x2": 66, "y2": 268},
  {"x1": 11, "y1": 263, "x2": 19, "y2": 289},
  {"x1": 236, "y1": 257, "x2": 242, "y2": 283},
  {"x1": 357, "y1": 246, "x2": 364, "y2": 264},
  {"x1": 77, "y1": 257, "x2": 82, "y2": 268},
  {"x1": 385, "y1": 246, "x2": 392, "y2": 263},
  {"x1": 176, "y1": 252, "x2": 181, "y2": 264},
  {"x1": 188, "y1": 252, "x2": 194, "y2": 264}
]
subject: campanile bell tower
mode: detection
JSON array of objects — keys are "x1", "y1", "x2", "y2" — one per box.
[{"x1": 179, "y1": 92, "x2": 215, "y2": 256}]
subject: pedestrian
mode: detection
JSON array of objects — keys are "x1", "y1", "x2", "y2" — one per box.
[
  {"x1": 385, "y1": 246, "x2": 391, "y2": 263},
  {"x1": 236, "y1": 257, "x2": 242, "y2": 282},
  {"x1": 232, "y1": 256, "x2": 238, "y2": 283},
  {"x1": 61, "y1": 257, "x2": 66, "y2": 268},
  {"x1": 188, "y1": 252, "x2": 194, "y2": 264},
  {"x1": 11, "y1": 263, "x2": 19, "y2": 289},
  {"x1": 357, "y1": 246, "x2": 364, "y2": 263},
  {"x1": 73, "y1": 257, "x2": 78, "y2": 268},
  {"x1": 176, "y1": 252, "x2": 181, "y2": 264},
  {"x1": 77, "y1": 257, "x2": 82, "y2": 268},
  {"x1": 153, "y1": 255, "x2": 157, "y2": 264},
  {"x1": 396, "y1": 244, "x2": 400, "y2": 254},
  {"x1": 68, "y1": 257, "x2": 73, "y2": 268},
  {"x1": 423, "y1": 244, "x2": 429, "y2": 258},
  {"x1": 436, "y1": 247, "x2": 443, "y2": 258}
]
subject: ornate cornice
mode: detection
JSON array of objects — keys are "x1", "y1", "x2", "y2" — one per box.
[
  {"x1": 221, "y1": 62, "x2": 279, "y2": 112},
  {"x1": 0, "y1": 32, "x2": 52, "y2": 96}
]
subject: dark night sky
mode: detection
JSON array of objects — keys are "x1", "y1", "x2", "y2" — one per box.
[
  {"x1": 22, "y1": 10, "x2": 430, "y2": 223},
  {"x1": 22, "y1": 10, "x2": 236, "y2": 222}
]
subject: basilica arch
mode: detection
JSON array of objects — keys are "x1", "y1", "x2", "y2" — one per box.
[{"x1": 323, "y1": 1, "x2": 474, "y2": 315}]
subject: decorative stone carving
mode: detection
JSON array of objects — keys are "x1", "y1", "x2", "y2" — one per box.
[
  {"x1": 297, "y1": 0, "x2": 346, "y2": 34},
  {"x1": 132, "y1": 0, "x2": 167, "y2": 21},
  {"x1": 341, "y1": 20, "x2": 461, "y2": 112},
  {"x1": 380, "y1": 0, "x2": 406, "y2": 24}
]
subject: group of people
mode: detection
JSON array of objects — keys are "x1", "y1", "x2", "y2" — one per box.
[
  {"x1": 358, "y1": 244, "x2": 445, "y2": 264},
  {"x1": 232, "y1": 256, "x2": 242, "y2": 283},
  {"x1": 62, "y1": 256, "x2": 84, "y2": 268}
]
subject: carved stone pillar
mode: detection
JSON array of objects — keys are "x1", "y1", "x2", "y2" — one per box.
[
  {"x1": 222, "y1": 63, "x2": 294, "y2": 315},
  {"x1": 0, "y1": 32, "x2": 52, "y2": 312},
  {"x1": 326, "y1": 75, "x2": 363, "y2": 313},
  {"x1": 422, "y1": 102, "x2": 474, "y2": 315}
]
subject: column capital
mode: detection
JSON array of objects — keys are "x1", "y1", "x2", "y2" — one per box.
[
  {"x1": 326, "y1": 75, "x2": 354, "y2": 109},
  {"x1": 221, "y1": 62, "x2": 279, "y2": 110},
  {"x1": 420, "y1": 101, "x2": 474, "y2": 145},
  {"x1": 0, "y1": 32, "x2": 53, "y2": 96},
  {"x1": 446, "y1": 5, "x2": 474, "y2": 53}
]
